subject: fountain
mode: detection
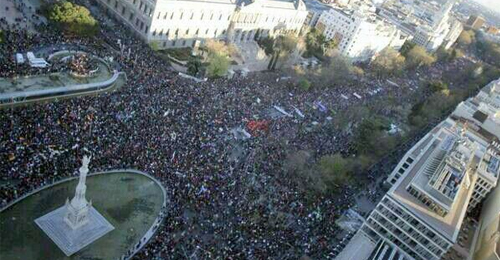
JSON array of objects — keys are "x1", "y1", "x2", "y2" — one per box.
[{"x1": 35, "y1": 156, "x2": 114, "y2": 256}]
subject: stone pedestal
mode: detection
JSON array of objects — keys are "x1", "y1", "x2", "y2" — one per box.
[{"x1": 35, "y1": 205, "x2": 114, "y2": 256}]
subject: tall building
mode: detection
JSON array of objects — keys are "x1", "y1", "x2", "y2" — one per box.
[
  {"x1": 469, "y1": 174, "x2": 500, "y2": 260},
  {"x1": 378, "y1": 0, "x2": 463, "y2": 51},
  {"x1": 96, "y1": 0, "x2": 308, "y2": 49},
  {"x1": 315, "y1": 5, "x2": 406, "y2": 60},
  {"x1": 352, "y1": 79, "x2": 500, "y2": 260},
  {"x1": 466, "y1": 15, "x2": 485, "y2": 30}
]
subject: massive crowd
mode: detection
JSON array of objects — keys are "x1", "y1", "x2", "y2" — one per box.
[{"x1": 0, "y1": 2, "x2": 474, "y2": 259}]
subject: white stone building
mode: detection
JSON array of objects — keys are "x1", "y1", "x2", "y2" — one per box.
[
  {"x1": 378, "y1": 0, "x2": 463, "y2": 52},
  {"x1": 96, "y1": 0, "x2": 308, "y2": 49},
  {"x1": 315, "y1": 5, "x2": 406, "y2": 60}
]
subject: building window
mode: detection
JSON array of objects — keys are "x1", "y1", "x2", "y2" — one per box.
[
  {"x1": 159, "y1": 29, "x2": 163, "y2": 36},
  {"x1": 166, "y1": 29, "x2": 169, "y2": 37},
  {"x1": 180, "y1": 12, "x2": 183, "y2": 19},
  {"x1": 163, "y1": 42, "x2": 166, "y2": 47},
  {"x1": 219, "y1": 14, "x2": 222, "y2": 20},
  {"x1": 152, "y1": 30, "x2": 156, "y2": 36},
  {"x1": 183, "y1": 40, "x2": 186, "y2": 46},
  {"x1": 195, "y1": 29, "x2": 199, "y2": 35},
  {"x1": 164, "y1": 13, "x2": 168, "y2": 19},
  {"x1": 129, "y1": 13, "x2": 134, "y2": 21},
  {"x1": 121, "y1": 6, "x2": 126, "y2": 15},
  {"x1": 186, "y1": 29, "x2": 189, "y2": 35},
  {"x1": 201, "y1": 13, "x2": 204, "y2": 20},
  {"x1": 190, "y1": 13, "x2": 194, "y2": 20},
  {"x1": 206, "y1": 29, "x2": 209, "y2": 35},
  {"x1": 214, "y1": 29, "x2": 218, "y2": 36},
  {"x1": 114, "y1": 1, "x2": 118, "y2": 9},
  {"x1": 172, "y1": 40, "x2": 176, "y2": 46},
  {"x1": 210, "y1": 13, "x2": 214, "y2": 20},
  {"x1": 171, "y1": 13, "x2": 174, "y2": 19},
  {"x1": 145, "y1": 26, "x2": 148, "y2": 33},
  {"x1": 222, "y1": 29, "x2": 226, "y2": 35}
]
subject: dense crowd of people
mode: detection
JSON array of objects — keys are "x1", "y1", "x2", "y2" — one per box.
[{"x1": 0, "y1": 2, "x2": 475, "y2": 259}]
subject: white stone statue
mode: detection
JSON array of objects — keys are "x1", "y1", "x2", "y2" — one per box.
[{"x1": 64, "y1": 155, "x2": 92, "y2": 230}]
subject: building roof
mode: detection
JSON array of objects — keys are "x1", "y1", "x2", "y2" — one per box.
[{"x1": 388, "y1": 121, "x2": 476, "y2": 243}]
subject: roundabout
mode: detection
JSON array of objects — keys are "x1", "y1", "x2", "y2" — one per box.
[{"x1": 0, "y1": 169, "x2": 166, "y2": 260}]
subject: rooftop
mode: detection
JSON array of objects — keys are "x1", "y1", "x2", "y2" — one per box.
[{"x1": 389, "y1": 121, "x2": 476, "y2": 243}]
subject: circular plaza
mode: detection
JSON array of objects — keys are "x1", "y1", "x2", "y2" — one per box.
[{"x1": 0, "y1": 170, "x2": 166, "y2": 260}]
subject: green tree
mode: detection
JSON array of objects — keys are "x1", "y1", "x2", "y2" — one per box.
[
  {"x1": 400, "y1": 41, "x2": 416, "y2": 57},
  {"x1": 426, "y1": 80, "x2": 449, "y2": 93},
  {"x1": 405, "y1": 46, "x2": 436, "y2": 69},
  {"x1": 476, "y1": 39, "x2": 500, "y2": 67},
  {"x1": 320, "y1": 52, "x2": 356, "y2": 85},
  {"x1": 298, "y1": 78, "x2": 311, "y2": 91},
  {"x1": 318, "y1": 154, "x2": 353, "y2": 187},
  {"x1": 206, "y1": 53, "x2": 229, "y2": 78},
  {"x1": 48, "y1": 1, "x2": 98, "y2": 36},
  {"x1": 371, "y1": 48, "x2": 406, "y2": 77},
  {"x1": 269, "y1": 34, "x2": 298, "y2": 70},
  {"x1": 257, "y1": 37, "x2": 275, "y2": 56},
  {"x1": 187, "y1": 56, "x2": 202, "y2": 76}
]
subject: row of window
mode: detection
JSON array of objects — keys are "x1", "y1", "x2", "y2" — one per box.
[
  {"x1": 154, "y1": 10, "x2": 303, "y2": 26},
  {"x1": 374, "y1": 205, "x2": 444, "y2": 257},
  {"x1": 381, "y1": 197, "x2": 450, "y2": 248},
  {"x1": 370, "y1": 210, "x2": 440, "y2": 260}
]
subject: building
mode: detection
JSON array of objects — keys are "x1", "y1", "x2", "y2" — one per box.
[
  {"x1": 469, "y1": 176, "x2": 500, "y2": 260},
  {"x1": 96, "y1": 0, "x2": 308, "y2": 49},
  {"x1": 303, "y1": 0, "x2": 331, "y2": 28},
  {"x1": 350, "y1": 78, "x2": 500, "y2": 260},
  {"x1": 442, "y1": 19, "x2": 463, "y2": 50},
  {"x1": 315, "y1": 4, "x2": 406, "y2": 60},
  {"x1": 466, "y1": 15, "x2": 485, "y2": 30},
  {"x1": 487, "y1": 27, "x2": 499, "y2": 35},
  {"x1": 378, "y1": 0, "x2": 463, "y2": 52}
]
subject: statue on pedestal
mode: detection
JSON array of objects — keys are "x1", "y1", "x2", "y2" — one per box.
[{"x1": 64, "y1": 156, "x2": 92, "y2": 230}]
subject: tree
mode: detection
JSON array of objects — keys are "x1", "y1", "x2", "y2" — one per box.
[
  {"x1": 257, "y1": 37, "x2": 275, "y2": 56},
  {"x1": 476, "y1": 39, "x2": 500, "y2": 67},
  {"x1": 0, "y1": 30, "x2": 3, "y2": 44},
  {"x1": 187, "y1": 56, "x2": 202, "y2": 76},
  {"x1": 317, "y1": 154, "x2": 353, "y2": 188},
  {"x1": 400, "y1": 41, "x2": 416, "y2": 57},
  {"x1": 371, "y1": 48, "x2": 406, "y2": 77},
  {"x1": 304, "y1": 28, "x2": 338, "y2": 58},
  {"x1": 268, "y1": 34, "x2": 298, "y2": 70},
  {"x1": 457, "y1": 30, "x2": 475, "y2": 46},
  {"x1": 426, "y1": 80, "x2": 449, "y2": 93},
  {"x1": 149, "y1": 41, "x2": 160, "y2": 51},
  {"x1": 48, "y1": 1, "x2": 98, "y2": 36},
  {"x1": 206, "y1": 53, "x2": 229, "y2": 78},
  {"x1": 405, "y1": 46, "x2": 436, "y2": 69},
  {"x1": 298, "y1": 78, "x2": 311, "y2": 91},
  {"x1": 353, "y1": 117, "x2": 390, "y2": 155},
  {"x1": 320, "y1": 52, "x2": 356, "y2": 85}
]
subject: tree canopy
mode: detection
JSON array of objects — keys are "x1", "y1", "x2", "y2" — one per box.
[
  {"x1": 206, "y1": 53, "x2": 229, "y2": 78},
  {"x1": 48, "y1": 1, "x2": 98, "y2": 36},
  {"x1": 405, "y1": 45, "x2": 436, "y2": 69},
  {"x1": 457, "y1": 30, "x2": 475, "y2": 46},
  {"x1": 371, "y1": 48, "x2": 406, "y2": 77}
]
